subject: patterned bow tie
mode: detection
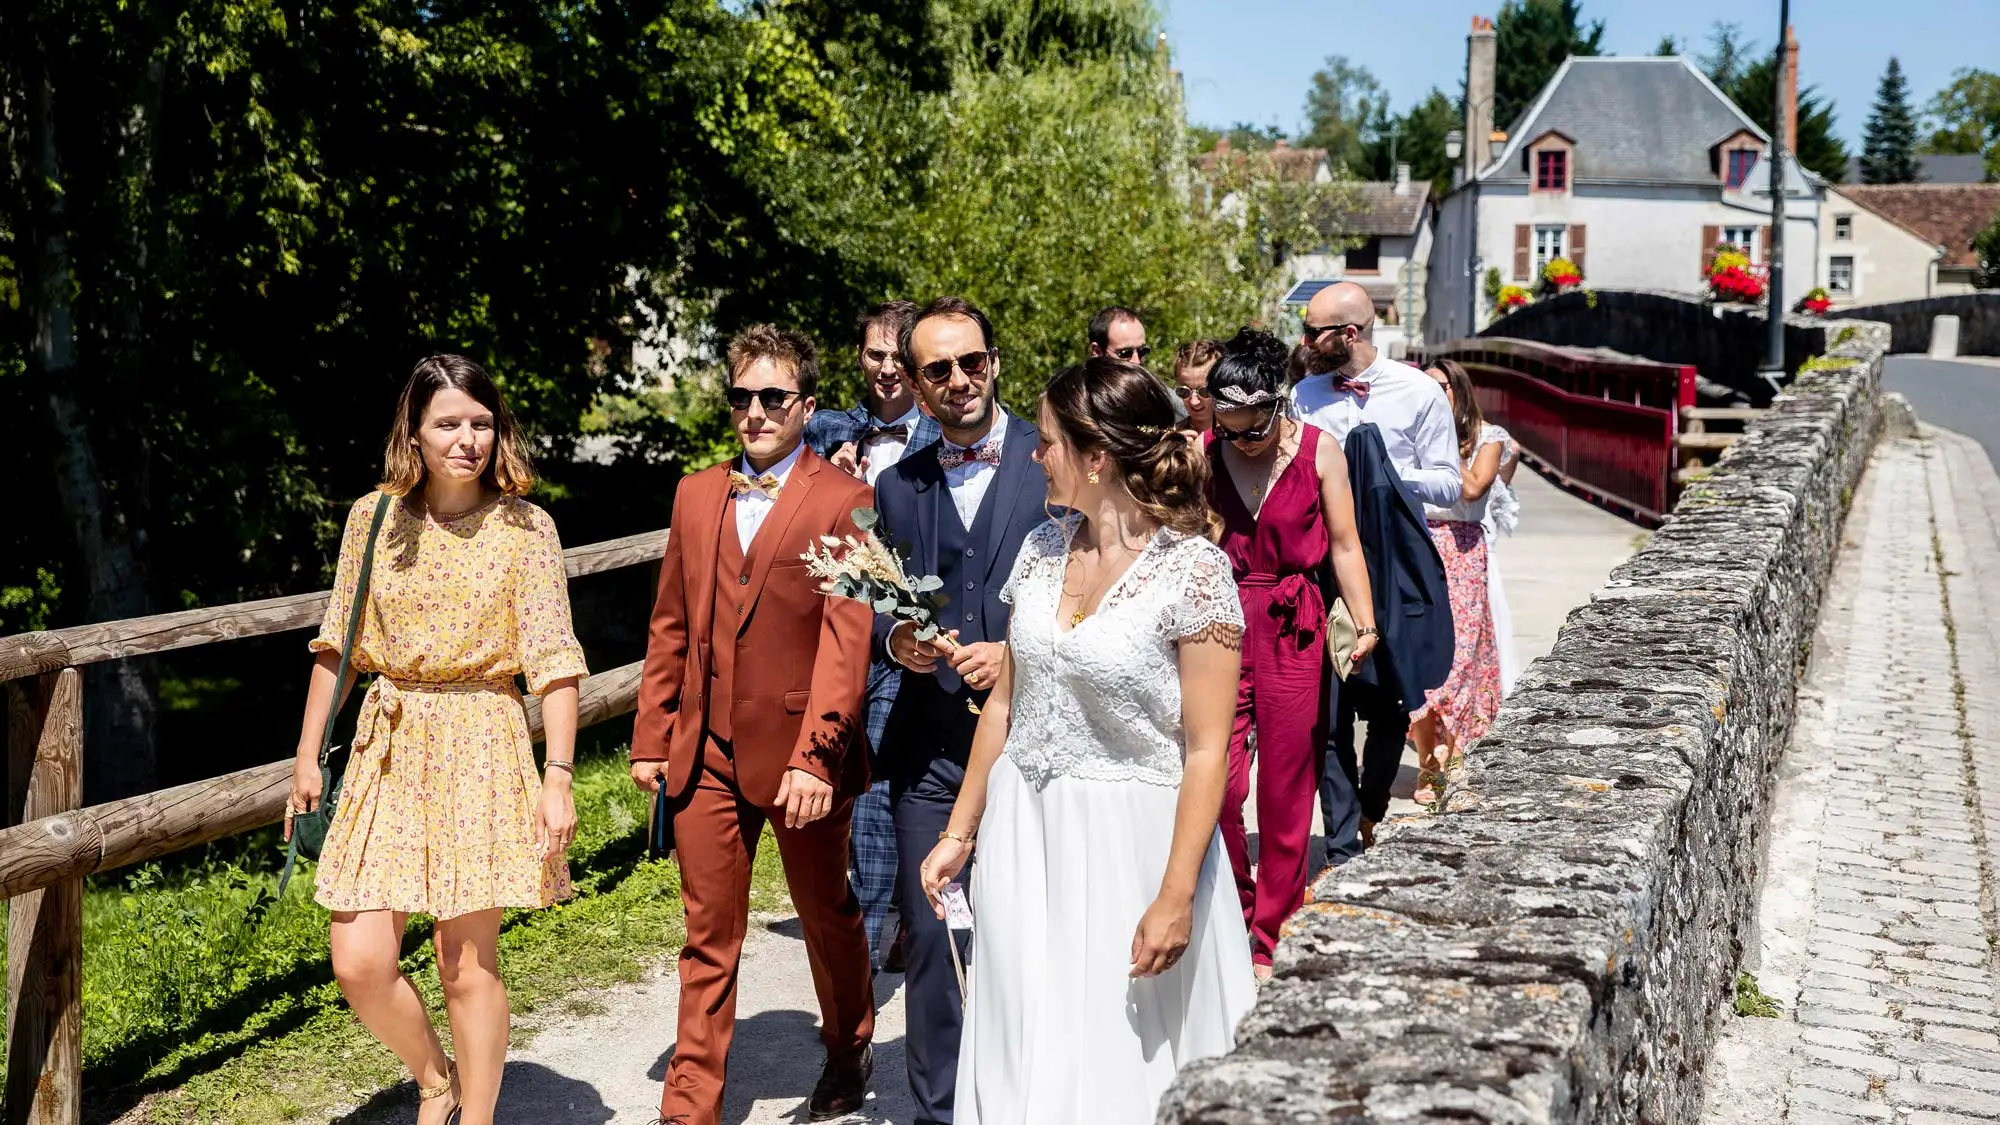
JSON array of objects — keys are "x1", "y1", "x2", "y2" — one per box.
[
  {"x1": 1329, "y1": 374, "x2": 1372, "y2": 400},
  {"x1": 728, "y1": 471, "x2": 782, "y2": 499},
  {"x1": 938, "y1": 442, "x2": 1002, "y2": 472},
  {"x1": 863, "y1": 423, "x2": 909, "y2": 442}
]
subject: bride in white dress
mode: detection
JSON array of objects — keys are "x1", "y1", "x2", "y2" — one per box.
[{"x1": 920, "y1": 356, "x2": 1257, "y2": 1123}]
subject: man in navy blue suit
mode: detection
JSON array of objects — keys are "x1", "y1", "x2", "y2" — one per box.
[{"x1": 871, "y1": 296, "x2": 1047, "y2": 1124}]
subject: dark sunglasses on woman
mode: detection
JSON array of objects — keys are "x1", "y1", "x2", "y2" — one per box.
[
  {"x1": 1212, "y1": 409, "x2": 1278, "y2": 443},
  {"x1": 726, "y1": 386, "x2": 805, "y2": 412},
  {"x1": 1173, "y1": 384, "x2": 1209, "y2": 401},
  {"x1": 918, "y1": 349, "x2": 995, "y2": 384}
]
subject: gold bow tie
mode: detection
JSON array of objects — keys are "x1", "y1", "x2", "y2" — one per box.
[{"x1": 729, "y1": 471, "x2": 782, "y2": 499}]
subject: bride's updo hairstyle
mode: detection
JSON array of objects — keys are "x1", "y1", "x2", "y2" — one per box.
[
  {"x1": 1043, "y1": 356, "x2": 1216, "y2": 538},
  {"x1": 1207, "y1": 326, "x2": 1290, "y2": 404}
]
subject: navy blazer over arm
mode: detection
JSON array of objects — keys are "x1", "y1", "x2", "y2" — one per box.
[{"x1": 1340, "y1": 422, "x2": 1455, "y2": 709}]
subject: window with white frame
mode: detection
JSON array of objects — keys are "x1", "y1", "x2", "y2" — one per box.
[
  {"x1": 1834, "y1": 214, "x2": 1853, "y2": 241},
  {"x1": 1723, "y1": 225, "x2": 1760, "y2": 263},
  {"x1": 1533, "y1": 225, "x2": 1567, "y2": 273},
  {"x1": 1829, "y1": 256, "x2": 1854, "y2": 294}
]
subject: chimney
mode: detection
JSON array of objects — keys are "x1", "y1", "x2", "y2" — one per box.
[
  {"x1": 1394, "y1": 162, "x2": 1412, "y2": 195},
  {"x1": 1783, "y1": 26, "x2": 1799, "y2": 156},
  {"x1": 1465, "y1": 16, "x2": 1498, "y2": 180}
]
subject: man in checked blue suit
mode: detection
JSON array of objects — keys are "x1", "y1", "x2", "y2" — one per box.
[
  {"x1": 871, "y1": 296, "x2": 1047, "y2": 1124},
  {"x1": 804, "y1": 300, "x2": 942, "y2": 970}
]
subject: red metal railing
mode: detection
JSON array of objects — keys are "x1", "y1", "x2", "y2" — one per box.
[{"x1": 1415, "y1": 338, "x2": 1697, "y2": 526}]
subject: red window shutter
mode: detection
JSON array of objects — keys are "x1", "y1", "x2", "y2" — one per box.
[
  {"x1": 1569, "y1": 224, "x2": 1587, "y2": 276},
  {"x1": 1514, "y1": 225, "x2": 1531, "y2": 279},
  {"x1": 1555, "y1": 150, "x2": 1568, "y2": 191},
  {"x1": 1759, "y1": 225, "x2": 1771, "y2": 263},
  {"x1": 1701, "y1": 225, "x2": 1720, "y2": 277}
]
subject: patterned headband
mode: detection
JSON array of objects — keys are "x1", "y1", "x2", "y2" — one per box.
[{"x1": 1213, "y1": 385, "x2": 1282, "y2": 408}]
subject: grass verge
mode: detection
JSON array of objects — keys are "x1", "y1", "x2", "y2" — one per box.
[{"x1": 1, "y1": 746, "x2": 787, "y2": 1124}]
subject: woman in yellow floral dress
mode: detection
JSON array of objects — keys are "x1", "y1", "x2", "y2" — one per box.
[{"x1": 286, "y1": 355, "x2": 587, "y2": 1125}]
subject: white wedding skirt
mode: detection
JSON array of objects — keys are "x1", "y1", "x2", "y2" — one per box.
[{"x1": 957, "y1": 754, "x2": 1256, "y2": 1124}]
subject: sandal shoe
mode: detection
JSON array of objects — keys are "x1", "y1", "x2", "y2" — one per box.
[
  {"x1": 1412, "y1": 769, "x2": 1447, "y2": 808},
  {"x1": 419, "y1": 1061, "x2": 461, "y2": 1125}
]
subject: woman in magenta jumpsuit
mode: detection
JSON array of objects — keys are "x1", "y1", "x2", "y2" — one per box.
[{"x1": 1202, "y1": 329, "x2": 1377, "y2": 978}]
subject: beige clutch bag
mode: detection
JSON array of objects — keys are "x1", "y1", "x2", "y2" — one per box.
[{"x1": 1325, "y1": 596, "x2": 1359, "y2": 681}]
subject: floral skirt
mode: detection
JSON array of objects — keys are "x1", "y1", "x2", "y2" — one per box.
[
  {"x1": 1413, "y1": 520, "x2": 1503, "y2": 749},
  {"x1": 315, "y1": 677, "x2": 571, "y2": 918}
]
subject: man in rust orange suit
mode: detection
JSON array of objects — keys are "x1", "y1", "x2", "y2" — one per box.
[{"x1": 631, "y1": 324, "x2": 877, "y2": 1125}]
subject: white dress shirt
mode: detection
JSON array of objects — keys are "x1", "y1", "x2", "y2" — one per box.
[
  {"x1": 1291, "y1": 354, "x2": 1462, "y2": 508},
  {"x1": 940, "y1": 408, "x2": 1009, "y2": 529},
  {"x1": 860, "y1": 404, "x2": 921, "y2": 486},
  {"x1": 734, "y1": 443, "x2": 804, "y2": 552}
]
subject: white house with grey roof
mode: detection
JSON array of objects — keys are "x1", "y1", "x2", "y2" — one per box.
[{"x1": 1426, "y1": 41, "x2": 1829, "y2": 343}]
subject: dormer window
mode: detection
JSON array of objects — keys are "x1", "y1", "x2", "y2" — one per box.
[
  {"x1": 1725, "y1": 148, "x2": 1760, "y2": 189},
  {"x1": 1537, "y1": 150, "x2": 1568, "y2": 191},
  {"x1": 1527, "y1": 130, "x2": 1575, "y2": 195},
  {"x1": 1712, "y1": 130, "x2": 1766, "y2": 190}
]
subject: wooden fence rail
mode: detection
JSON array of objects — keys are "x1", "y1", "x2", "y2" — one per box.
[
  {"x1": 0, "y1": 528, "x2": 667, "y2": 685},
  {"x1": 1, "y1": 523, "x2": 666, "y2": 1125}
]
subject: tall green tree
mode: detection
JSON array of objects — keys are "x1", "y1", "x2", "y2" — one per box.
[
  {"x1": 1358, "y1": 89, "x2": 1460, "y2": 198},
  {"x1": 1299, "y1": 55, "x2": 1389, "y2": 174},
  {"x1": 1861, "y1": 56, "x2": 1921, "y2": 183},
  {"x1": 1655, "y1": 35, "x2": 1680, "y2": 57},
  {"x1": 1697, "y1": 24, "x2": 1850, "y2": 182},
  {"x1": 1923, "y1": 67, "x2": 2000, "y2": 180},
  {"x1": 1492, "y1": 0, "x2": 1604, "y2": 130}
]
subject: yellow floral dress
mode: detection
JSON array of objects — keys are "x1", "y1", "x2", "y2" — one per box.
[{"x1": 311, "y1": 492, "x2": 589, "y2": 918}]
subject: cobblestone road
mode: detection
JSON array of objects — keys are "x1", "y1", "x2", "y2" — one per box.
[{"x1": 1705, "y1": 424, "x2": 2000, "y2": 1124}]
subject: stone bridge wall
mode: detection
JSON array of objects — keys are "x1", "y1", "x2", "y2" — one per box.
[
  {"x1": 1476, "y1": 290, "x2": 1846, "y2": 406},
  {"x1": 1162, "y1": 317, "x2": 1892, "y2": 1124},
  {"x1": 1839, "y1": 292, "x2": 2000, "y2": 356}
]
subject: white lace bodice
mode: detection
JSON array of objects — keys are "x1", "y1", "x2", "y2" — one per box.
[{"x1": 997, "y1": 520, "x2": 1244, "y2": 789}]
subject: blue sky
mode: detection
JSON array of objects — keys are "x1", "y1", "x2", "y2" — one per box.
[{"x1": 1161, "y1": 0, "x2": 1999, "y2": 148}]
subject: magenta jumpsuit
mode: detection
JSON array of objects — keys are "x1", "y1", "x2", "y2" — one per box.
[{"x1": 1206, "y1": 424, "x2": 1331, "y2": 967}]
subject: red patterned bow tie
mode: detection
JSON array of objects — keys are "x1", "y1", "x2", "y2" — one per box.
[
  {"x1": 938, "y1": 442, "x2": 1002, "y2": 472},
  {"x1": 728, "y1": 471, "x2": 782, "y2": 499},
  {"x1": 1329, "y1": 374, "x2": 1372, "y2": 400}
]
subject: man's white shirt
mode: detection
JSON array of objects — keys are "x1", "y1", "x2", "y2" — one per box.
[
  {"x1": 734, "y1": 442, "x2": 804, "y2": 552},
  {"x1": 940, "y1": 407, "x2": 1009, "y2": 529},
  {"x1": 860, "y1": 404, "x2": 921, "y2": 486},
  {"x1": 1291, "y1": 355, "x2": 1462, "y2": 508}
]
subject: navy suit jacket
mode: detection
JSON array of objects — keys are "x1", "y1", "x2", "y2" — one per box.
[
  {"x1": 805, "y1": 400, "x2": 943, "y2": 461},
  {"x1": 1341, "y1": 422, "x2": 1455, "y2": 708},
  {"x1": 870, "y1": 412, "x2": 1048, "y2": 782}
]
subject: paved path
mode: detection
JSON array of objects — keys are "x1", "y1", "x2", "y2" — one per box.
[
  {"x1": 1703, "y1": 423, "x2": 2000, "y2": 1124},
  {"x1": 1884, "y1": 356, "x2": 2000, "y2": 467},
  {"x1": 476, "y1": 467, "x2": 1641, "y2": 1125}
]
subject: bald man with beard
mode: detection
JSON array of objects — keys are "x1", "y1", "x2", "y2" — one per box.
[{"x1": 1291, "y1": 281, "x2": 1460, "y2": 862}]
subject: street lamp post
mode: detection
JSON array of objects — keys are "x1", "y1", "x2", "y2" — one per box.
[{"x1": 1764, "y1": 0, "x2": 1790, "y2": 381}]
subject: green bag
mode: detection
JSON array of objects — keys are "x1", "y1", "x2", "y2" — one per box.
[{"x1": 279, "y1": 493, "x2": 393, "y2": 895}]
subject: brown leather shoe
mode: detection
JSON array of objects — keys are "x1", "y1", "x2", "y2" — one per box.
[
  {"x1": 807, "y1": 1042, "x2": 872, "y2": 1120},
  {"x1": 1360, "y1": 817, "x2": 1378, "y2": 850}
]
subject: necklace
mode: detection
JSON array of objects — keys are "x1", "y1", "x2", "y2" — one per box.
[{"x1": 1063, "y1": 541, "x2": 1137, "y2": 627}]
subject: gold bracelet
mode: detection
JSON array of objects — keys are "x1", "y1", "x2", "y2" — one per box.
[{"x1": 938, "y1": 829, "x2": 975, "y2": 846}]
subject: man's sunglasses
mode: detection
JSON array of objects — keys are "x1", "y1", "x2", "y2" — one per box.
[
  {"x1": 1173, "y1": 384, "x2": 1209, "y2": 401},
  {"x1": 1111, "y1": 345, "x2": 1151, "y2": 362},
  {"x1": 1212, "y1": 408, "x2": 1278, "y2": 443},
  {"x1": 918, "y1": 349, "x2": 995, "y2": 385},
  {"x1": 725, "y1": 386, "x2": 805, "y2": 412},
  {"x1": 1300, "y1": 321, "x2": 1362, "y2": 343}
]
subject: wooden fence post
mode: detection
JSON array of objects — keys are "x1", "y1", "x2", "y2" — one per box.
[{"x1": 5, "y1": 668, "x2": 83, "y2": 1125}]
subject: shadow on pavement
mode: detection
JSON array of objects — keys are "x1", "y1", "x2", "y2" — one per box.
[{"x1": 332, "y1": 1062, "x2": 615, "y2": 1124}]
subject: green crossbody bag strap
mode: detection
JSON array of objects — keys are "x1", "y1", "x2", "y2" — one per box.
[{"x1": 279, "y1": 492, "x2": 394, "y2": 895}]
